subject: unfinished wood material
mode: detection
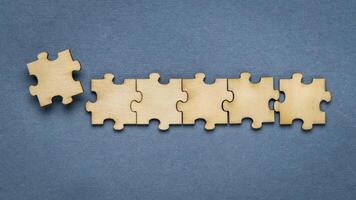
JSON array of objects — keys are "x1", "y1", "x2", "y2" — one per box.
[
  {"x1": 131, "y1": 73, "x2": 187, "y2": 130},
  {"x1": 177, "y1": 73, "x2": 233, "y2": 130},
  {"x1": 223, "y1": 72, "x2": 279, "y2": 129},
  {"x1": 274, "y1": 73, "x2": 331, "y2": 130},
  {"x1": 27, "y1": 49, "x2": 83, "y2": 107},
  {"x1": 86, "y1": 73, "x2": 141, "y2": 130}
]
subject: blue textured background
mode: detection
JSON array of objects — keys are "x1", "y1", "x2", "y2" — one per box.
[{"x1": 0, "y1": 1, "x2": 355, "y2": 199}]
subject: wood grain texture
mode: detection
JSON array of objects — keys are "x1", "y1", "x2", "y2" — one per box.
[
  {"x1": 177, "y1": 73, "x2": 233, "y2": 130},
  {"x1": 223, "y1": 72, "x2": 279, "y2": 129},
  {"x1": 27, "y1": 49, "x2": 83, "y2": 107},
  {"x1": 86, "y1": 73, "x2": 141, "y2": 130},
  {"x1": 274, "y1": 73, "x2": 331, "y2": 130},
  {"x1": 131, "y1": 73, "x2": 187, "y2": 130}
]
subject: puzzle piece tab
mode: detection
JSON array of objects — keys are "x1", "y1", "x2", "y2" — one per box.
[
  {"x1": 27, "y1": 49, "x2": 83, "y2": 106},
  {"x1": 131, "y1": 73, "x2": 187, "y2": 130},
  {"x1": 223, "y1": 72, "x2": 279, "y2": 129},
  {"x1": 85, "y1": 74, "x2": 141, "y2": 130},
  {"x1": 177, "y1": 73, "x2": 233, "y2": 130},
  {"x1": 274, "y1": 73, "x2": 331, "y2": 130}
]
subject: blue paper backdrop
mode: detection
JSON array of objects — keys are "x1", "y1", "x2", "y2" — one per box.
[{"x1": 0, "y1": 0, "x2": 355, "y2": 199}]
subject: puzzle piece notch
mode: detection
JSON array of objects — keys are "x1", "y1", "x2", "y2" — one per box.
[
  {"x1": 27, "y1": 49, "x2": 83, "y2": 106},
  {"x1": 222, "y1": 72, "x2": 279, "y2": 129},
  {"x1": 131, "y1": 73, "x2": 188, "y2": 130},
  {"x1": 86, "y1": 73, "x2": 141, "y2": 130},
  {"x1": 177, "y1": 73, "x2": 233, "y2": 130},
  {"x1": 274, "y1": 73, "x2": 331, "y2": 130}
]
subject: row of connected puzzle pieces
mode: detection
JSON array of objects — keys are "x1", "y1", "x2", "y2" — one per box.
[
  {"x1": 27, "y1": 50, "x2": 331, "y2": 131},
  {"x1": 85, "y1": 72, "x2": 331, "y2": 131}
]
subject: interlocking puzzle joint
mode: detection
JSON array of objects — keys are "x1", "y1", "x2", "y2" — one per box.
[
  {"x1": 131, "y1": 73, "x2": 187, "y2": 130},
  {"x1": 86, "y1": 73, "x2": 141, "y2": 130},
  {"x1": 27, "y1": 50, "x2": 331, "y2": 131},
  {"x1": 177, "y1": 73, "x2": 233, "y2": 130},
  {"x1": 222, "y1": 72, "x2": 279, "y2": 129}
]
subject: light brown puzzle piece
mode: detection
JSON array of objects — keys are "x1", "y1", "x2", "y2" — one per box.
[
  {"x1": 177, "y1": 73, "x2": 233, "y2": 130},
  {"x1": 131, "y1": 73, "x2": 187, "y2": 130},
  {"x1": 27, "y1": 49, "x2": 83, "y2": 106},
  {"x1": 85, "y1": 73, "x2": 141, "y2": 130},
  {"x1": 274, "y1": 73, "x2": 331, "y2": 130},
  {"x1": 223, "y1": 72, "x2": 279, "y2": 129}
]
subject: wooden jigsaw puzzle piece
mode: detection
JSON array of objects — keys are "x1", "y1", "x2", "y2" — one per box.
[
  {"x1": 223, "y1": 72, "x2": 279, "y2": 129},
  {"x1": 85, "y1": 73, "x2": 141, "y2": 130},
  {"x1": 27, "y1": 49, "x2": 83, "y2": 107},
  {"x1": 274, "y1": 73, "x2": 331, "y2": 130},
  {"x1": 177, "y1": 73, "x2": 233, "y2": 130},
  {"x1": 131, "y1": 73, "x2": 187, "y2": 130}
]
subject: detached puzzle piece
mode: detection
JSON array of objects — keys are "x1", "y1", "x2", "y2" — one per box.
[
  {"x1": 274, "y1": 73, "x2": 331, "y2": 130},
  {"x1": 223, "y1": 72, "x2": 279, "y2": 129},
  {"x1": 177, "y1": 73, "x2": 233, "y2": 130},
  {"x1": 27, "y1": 49, "x2": 83, "y2": 107},
  {"x1": 86, "y1": 73, "x2": 141, "y2": 130},
  {"x1": 131, "y1": 73, "x2": 187, "y2": 130}
]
